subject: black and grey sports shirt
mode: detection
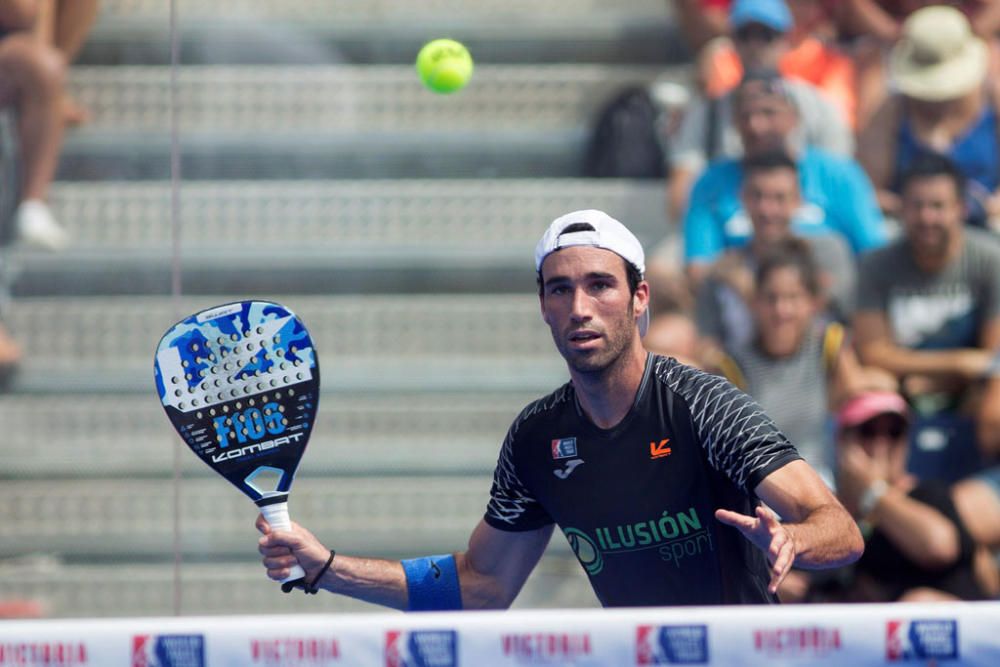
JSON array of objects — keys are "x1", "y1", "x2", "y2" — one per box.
[{"x1": 484, "y1": 354, "x2": 801, "y2": 606}]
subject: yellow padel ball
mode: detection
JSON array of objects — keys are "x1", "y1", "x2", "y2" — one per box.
[{"x1": 416, "y1": 39, "x2": 474, "y2": 94}]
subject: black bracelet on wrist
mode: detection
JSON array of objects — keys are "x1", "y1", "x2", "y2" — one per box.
[{"x1": 302, "y1": 550, "x2": 335, "y2": 595}]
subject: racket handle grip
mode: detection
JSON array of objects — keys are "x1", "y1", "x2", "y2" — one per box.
[{"x1": 260, "y1": 501, "x2": 307, "y2": 591}]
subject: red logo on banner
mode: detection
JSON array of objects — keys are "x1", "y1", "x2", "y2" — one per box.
[
  {"x1": 501, "y1": 633, "x2": 592, "y2": 662},
  {"x1": 0, "y1": 642, "x2": 88, "y2": 666},
  {"x1": 250, "y1": 638, "x2": 341, "y2": 665},
  {"x1": 753, "y1": 627, "x2": 841, "y2": 656}
]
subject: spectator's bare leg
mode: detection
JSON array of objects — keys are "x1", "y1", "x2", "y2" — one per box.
[
  {"x1": 0, "y1": 33, "x2": 69, "y2": 250},
  {"x1": 0, "y1": 33, "x2": 64, "y2": 202}
]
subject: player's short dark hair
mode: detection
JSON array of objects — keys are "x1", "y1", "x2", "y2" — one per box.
[
  {"x1": 899, "y1": 152, "x2": 967, "y2": 199},
  {"x1": 755, "y1": 237, "x2": 821, "y2": 297}
]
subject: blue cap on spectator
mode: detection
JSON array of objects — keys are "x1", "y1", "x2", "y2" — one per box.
[{"x1": 730, "y1": 0, "x2": 793, "y2": 33}]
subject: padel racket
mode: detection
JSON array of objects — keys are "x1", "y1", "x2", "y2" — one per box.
[{"x1": 153, "y1": 300, "x2": 319, "y2": 592}]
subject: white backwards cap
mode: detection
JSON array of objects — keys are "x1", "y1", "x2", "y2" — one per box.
[{"x1": 534, "y1": 209, "x2": 649, "y2": 336}]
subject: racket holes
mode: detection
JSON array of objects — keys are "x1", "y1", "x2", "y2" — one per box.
[
  {"x1": 210, "y1": 408, "x2": 216, "y2": 416},
  {"x1": 178, "y1": 402, "x2": 186, "y2": 409},
  {"x1": 174, "y1": 389, "x2": 182, "y2": 397},
  {"x1": 170, "y1": 376, "x2": 178, "y2": 384},
  {"x1": 231, "y1": 334, "x2": 239, "y2": 341},
  {"x1": 278, "y1": 405, "x2": 286, "y2": 412},
  {"x1": 261, "y1": 395, "x2": 269, "y2": 402},
  {"x1": 192, "y1": 399, "x2": 199, "y2": 407},
  {"x1": 275, "y1": 391, "x2": 282, "y2": 399},
  {"x1": 280, "y1": 363, "x2": 287, "y2": 370},
  {"x1": 296, "y1": 372, "x2": 303, "y2": 380},
  {"x1": 281, "y1": 418, "x2": 288, "y2": 426},
  {"x1": 244, "y1": 330, "x2": 252, "y2": 337},
  {"x1": 235, "y1": 402, "x2": 242, "y2": 410},
  {"x1": 270, "y1": 379, "x2": 277, "y2": 387},
  {"x1": 185, "y1": 373, "x2": 193, "y2": 380},
  {"x1": 256, "y1": 383, "x2": 264, "y2": 390},
  {"x1": 288, "y1": 389, "x2": 295, "y2": 396},
  {"x1": 190, "y1": 343, "x2": 199, "y2": 352},
  {"x1": 275, "y1": 349, "x2": 284, "y2": 357},
  {"x1": 290, "y1": 345, "x2": 298, "y2": 353},
  {"x1": 209, "y1": 354, "x2": 216, "y2": 362},
  {"x1": 217, "y1": 336, "x2": 225, "y2": 344},
  {"x1": 196, "y1": 411, "x2": 203, "y2": 419},
  {"x1": 230, "y1": 390, "x2": 238, "y2": 397},
  {"x1": 283, "y1": 376, "x2": 289, "y2": 383},
  {"x1": 243, "y1": 386, "x2": 251, "y2": 394},
  {"x1": 256, "y1": 326, "x2": 264, "y2": 334},
  {"x1": 273, "y1": 335, "x2": 281, "y2": 344},
  {"x1": 181, "y1": 360, "x2": 189, "y2": 368},
  {"x1": 222, "y1": 405, "x2": 229, "y2": 413}
]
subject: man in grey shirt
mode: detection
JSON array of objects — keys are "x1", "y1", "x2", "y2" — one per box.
[{"x1": 854, "y1": 153, "x2": 1000, "y2": 482}]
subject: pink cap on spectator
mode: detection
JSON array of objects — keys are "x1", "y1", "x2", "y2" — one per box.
[{"x1": 836, "y1": 391, "x2": 908, "y2": 430}]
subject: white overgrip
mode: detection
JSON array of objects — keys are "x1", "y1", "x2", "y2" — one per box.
[{"x1": 260, "y1": 501, "x2": 307, "y2": 584}]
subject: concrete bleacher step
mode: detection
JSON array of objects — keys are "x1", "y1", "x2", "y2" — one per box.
[
  {"x1": 58, "y1": 65, "x2": 683, "y2": 180},
  {"x1": 12, "y1": 179, "x2": 668, "y2": 296},
  {"x1": 1, "y1": 476, "x2": 516, "y2": 559},
  {"x1": 7, "y1": 293, "x2": 557, "y2": 372},
  {"x1": 0, "y1": 390, "x2": 533, "y2": 478},
  {"x1": 0, "y1": 553, "x2": 596, "y2": 617},
  {"x1": 83, "y1": 0, "x2": 681, "y2": 66}
]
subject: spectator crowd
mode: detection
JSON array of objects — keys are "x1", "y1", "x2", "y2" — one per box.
[{"x1": 654, "y1": 0, "x2": 1000, "y2": 603}]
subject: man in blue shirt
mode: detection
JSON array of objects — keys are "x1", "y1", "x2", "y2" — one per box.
[{"x1": 684, "y1": 70, "x2": 887, "y2": 286}]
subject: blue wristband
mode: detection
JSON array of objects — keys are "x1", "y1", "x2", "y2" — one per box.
[{"x1": 401, "y1": 554, "x2": 462, "y2": 612}]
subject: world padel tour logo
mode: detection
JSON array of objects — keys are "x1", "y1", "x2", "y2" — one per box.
[
  {"x1": 132, "y1": 635, "x2": 204, "y2": 667},
  {"x1": 551, "y1": 437, "x2": 577, "y2": 459},
  {"x1": 636, "y1": 625, "x2": 708, "y2": 664},
  {"x1": 385, "y1": 630, "x2": 457, "y2": 667},
  {"x1": 886, "y1": 619, "x2": 959, "y2": 661}
]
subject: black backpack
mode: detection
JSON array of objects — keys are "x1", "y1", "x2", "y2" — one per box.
[{"x1": 583, "y1": 85, "x2": 667, "y2": 179}]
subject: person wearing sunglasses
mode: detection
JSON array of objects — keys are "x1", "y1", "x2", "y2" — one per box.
[{"x1": 833, "y1": 387, "x2": 996, "y2": 601}]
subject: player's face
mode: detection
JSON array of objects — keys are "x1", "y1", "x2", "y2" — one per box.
[
  {"x1": 900, "y1": 175, "x2": 964, "y2": 260},
  {"x1": 742, "y1": 167, "x2": 800, "y2": 245},
  {"x1": 539, "y1": 246, "x2": 647, "y2": 374},
  {"x1": 752, "y1": 265, "x2": 817, "y2": 357}
]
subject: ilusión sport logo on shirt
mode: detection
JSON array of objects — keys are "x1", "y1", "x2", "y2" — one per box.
[{"x1": 563, "y1": 507, "x2": 713, "y2": 576}]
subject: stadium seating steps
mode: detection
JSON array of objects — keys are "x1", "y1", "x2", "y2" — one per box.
[{"x1": 0, "y1": 1, "x2": 690, "y2": 615}]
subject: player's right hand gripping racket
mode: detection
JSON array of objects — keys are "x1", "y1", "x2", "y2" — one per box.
[{"x1": 153, "y1": 300, "x2": 319, "y2": 592}]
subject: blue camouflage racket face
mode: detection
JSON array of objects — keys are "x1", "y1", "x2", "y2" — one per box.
[{"x1": 153, "y1": 301, "x2": 319, "y2": 505}]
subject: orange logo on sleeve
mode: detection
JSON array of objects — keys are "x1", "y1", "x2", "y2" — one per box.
[{"x1": 650, "y1": 439, "x2": 672, "y2": 459}]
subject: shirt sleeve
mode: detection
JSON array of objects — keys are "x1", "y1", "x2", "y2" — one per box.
[
  {"x1": 793, "y1": 82, "x2": 854, "y2": 157},
  {"x1": 483, "y1": 418, "x2": 555, "y2": 532},
  {"x1": 826, "y1": 156, "x2": 887, "y2": 254},
  {"x1": 855, "y1": 248, "x2": 889, "y2": 313},
  {"x1": 684, "y1": 167, "x2": 727, "y2": 264},
  {"x1": 665, "y1": 363, "x2": 802, "y2": 493},
  {"x1": 670, "y1": 94, "x2": 710, "y2": 173}
]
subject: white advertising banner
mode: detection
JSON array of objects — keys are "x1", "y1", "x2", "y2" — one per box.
[{"x1": 0, "y1": 601, "x2": 998, "y2": 666}]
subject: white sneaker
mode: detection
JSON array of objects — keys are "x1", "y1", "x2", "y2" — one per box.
[{"x1": 15, "y1": 200, "x2": 70, "y2": 251}]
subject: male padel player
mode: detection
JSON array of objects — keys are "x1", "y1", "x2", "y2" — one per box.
[{"x1": 258, "y1": 209, "x2": 863, "y2": 608}]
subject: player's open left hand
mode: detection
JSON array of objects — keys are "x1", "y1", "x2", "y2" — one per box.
[
  {"x1": 256, "y1": 514, "x2": 330, "y2": 585},
  {"x1": 714, "y1": 505, "x2": 795, "y2": 594}
]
